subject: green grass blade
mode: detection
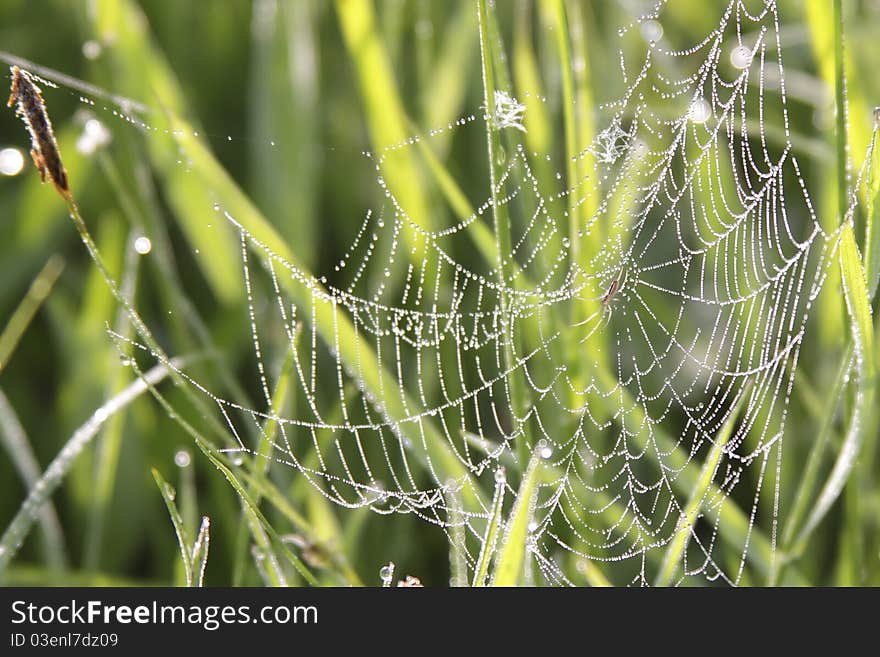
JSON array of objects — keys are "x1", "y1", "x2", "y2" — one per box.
[
  {"x1": 655, "y1": 386, "x2": 751, "y2": 586},
  {"x1": 864, "y1": 131, "x2": 880, "y2": 298},
  {"x1": 124, "y1": 354, "x2": 318, "y2": 586},
  {"x1": 796, "y1": 225, "x2": 875, "y2": 547},
  {"x1": 84, "y1": 235, "x2": 140, "y2": 570},
  {"x1": 0, "y1": 254, "x2": 64, "y2": 374},
  {"x1": 151, "y1": 467, "x2": 193, "y2": 586},
  {"x1": 232, "y1": 350, "x2": 296, "y2": 585},
  {"x1": 0, "y1": 389, "x2": 67, "y2": 573},
  {"x1": 249, "y1": 0, "x2": 319, "y2": 264},
  {"x1": 335, "y1": 0, "x2": 434, "y2": 234},
  {"x1": 541, "y1": 0, "x2": 579, "y2": 253},
  {"x1": 472, "y1": 468, "x2": 506, "y2": 587},
  {"x1": 446, "y1": 484, "x2": 469, "y2": 587},
  {"x1": 421, "y1": 3, "x2": 477, "y2": 145},
  {"x1": 490, "y1": 445, "x2": 545, "y2": 586},
  {"x1": 0, "y1": 361, "x2": 176, "y2": 575},
  {"x1": 780, "y1": 345, "x2": 853, "y2": 555},
  {"x1": 191, "y1": 516, "x2": 211, "y2": 588}
]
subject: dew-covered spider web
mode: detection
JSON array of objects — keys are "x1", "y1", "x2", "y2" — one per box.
[{"x1": 54, "y1": 0, "x2": 858, "y2": 585}]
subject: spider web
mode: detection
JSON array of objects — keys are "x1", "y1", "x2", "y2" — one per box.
[{"x1": 110, "y1": 0, "x2": 846, "y2": 585}]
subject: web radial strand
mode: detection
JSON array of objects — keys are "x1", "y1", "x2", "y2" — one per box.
[{"x1": 157, "y1": 0, "x2": 840, "y2": 585}]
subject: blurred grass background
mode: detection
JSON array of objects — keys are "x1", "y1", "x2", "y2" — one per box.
[{"x1": 0, "y1": 0, "x2": 878, "y2": 586}]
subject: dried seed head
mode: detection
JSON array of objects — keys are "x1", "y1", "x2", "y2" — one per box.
[{"x1": 7, "y1": 65, "x2": 70, "y2": 199}]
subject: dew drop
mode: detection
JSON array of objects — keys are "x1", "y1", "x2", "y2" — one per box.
[
  {"x1": 0, "y1": 147, "x2": 25, "y2": 176},
  {"x1": 730, "y1": 45, "x2": 752, "y2": 69},
  {"x1": 134, "y1": 236, "x2": 152, "y2": 255},
  {"x1": 379, "y1": 562, "x2": 395, "y2": 587},
  {"x1": 640, "y1": 20, "x2": 663, "y2": 43},
  {"x1": 174, "y1": 450, "x2": 191, "y2": 468},
  {"x1": 82, "y1": 40, "x2": 103, "y2": 60},
  {"x1": 494, "y1": 466, "x2": 507, "y2": 484},
  {"x1": 688, "y1": 97, "x2": 711, "y2": 124}
]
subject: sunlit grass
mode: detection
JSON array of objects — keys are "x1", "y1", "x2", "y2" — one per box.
[{"x1": 0, "y1": 0, "x2": 878, "y2": 587}]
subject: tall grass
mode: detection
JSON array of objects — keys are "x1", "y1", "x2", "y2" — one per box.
[{"x1": 0, "y1": 0, "x2": 877, "y2": 587}]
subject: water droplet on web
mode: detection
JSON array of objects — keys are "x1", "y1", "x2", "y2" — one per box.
[
  {"x1": 94, "y1": 408, "x2": 109, "y2": 423},
  {"x1": 640, "y1": 20, "x2": 663, "y2": 43},
  {"x1": 688, "y1": 97, "x2": 711, "y2": 124},
  {"x1": 527, "y1": 520, "x2": 539, "y2": 533},
  {"x1": 174, "y1": 450, "x2": 191, "y2": 468},
  {"x1": 384, "y1": 268, "x2": 391, "y2": 277},
  {"x1": 232, "y1": 455, "x2": 244, "y2": 467},
  {"x1": 494, "y1": 466, "x2": 507, "y2": 484},
  {"x1": 562, "y1": 237, "x2": 571, "y2": 248},
  {"x1": 539, "y1": 441, "x2": 553, "y2": 460},
  {"x1": 379, "y1": 562, "x2": 395, "y2": 586},
  {"x1": 730, "y1": 45, "x2": 752, "y2": 69}
]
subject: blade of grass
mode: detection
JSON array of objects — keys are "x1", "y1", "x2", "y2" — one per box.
[
  {"x1": 541, "y1": 0, "x2": 579, "y2": 257},
  {"x1": 472, "y1": 468, "x2": 506, "y2": 587},
  {"x1": 655, "y1": 384, "x2": 751, "y2": 586},
  {"x1": 421, "y1": 3, "x2": 477, "y2": 157},
  {"x1": 91, "y1": 0, "x2": 243, "y2": 305},
  {"x1": 490, "y1": 444, "x2": 545, "y2": 586},
  {"x1": 0, "y1": 254, "x2": 65, "y2": 374},
  {"x1": 779, "y1": 344, "x2": 853, "y2": 556},
  {"x1": 446, "y1": 484, "x2": 469, "y2": 587},
  {"x1": 565, "y1": 0, "x2": 598, "y2": 228},
  {"x1": 335, "y1": 0, "x2": 434, "y2": 234},
  {"x1": 232, "y1": 349, "x2": 296, "y2": 585},
  {"x1": 249, "y1": 0, "x2": 319, "y2": 265},
  {"x1": 151, "y1": 468, "x2": 193, "y2": 586},
  {"x1": 191, "y1": 516, "x2": 210, "y2": 587},
  {"x1": 0, "y1": 389, "x2": 67, "y2": 572},
  {"x1": 0, "y1": 360, "x2": 178, "y2": 574},
  {"x1": 795, "y1": 224, "x2": 876, "y2": 547},
  {"x1": 84, "y1": 233, "x2": 140, "y2": 571},
  {"x1": 477, "y1": 0, "x2": 531, "y2": 466},
  {"x1": 864, "y1": 129, "x2": 880, "y2": 298}
]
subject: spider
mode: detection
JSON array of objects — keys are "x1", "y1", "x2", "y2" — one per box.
[{"x1": 572, "y1": 265, "x2": 629, "y2": 343}]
